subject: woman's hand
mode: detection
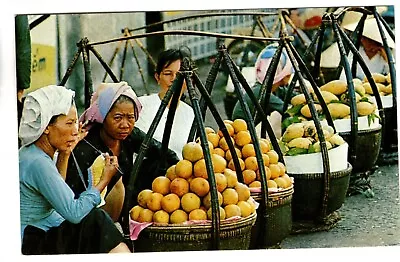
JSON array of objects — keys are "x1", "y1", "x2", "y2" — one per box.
[
  {"x1": 72, "y1": 121, "x2": 89, "y2": 151},
  {"x1": 101, "y1": 153, "x2": 119, "y2": 182}
]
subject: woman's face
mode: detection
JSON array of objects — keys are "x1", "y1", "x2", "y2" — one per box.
[
  {"x1": 46, "y1": 106, "x2": 79, "y2": 152},
  {"x1": 102, "y1": 100, "x2": 135, "y2": 140},
  {"x1": 155, "y1": 59, "x2": 184, "y2": 92}
]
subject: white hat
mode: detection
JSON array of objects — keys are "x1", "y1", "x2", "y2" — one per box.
[
  {"x1": 341, "y1": 7, "x2": 388, "y2": 27},
  {"x1": 343, "y1": 17, "x2": 395, "y2": 48},
  {"x1": 19, "y1": 85, "x2": 75, "y2": 146}
]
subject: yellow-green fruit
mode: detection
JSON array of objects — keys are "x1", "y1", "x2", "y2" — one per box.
[
  {"x1": 353, "y1": 78, "x2": 363, "y2": 86},
  {"x1": 291, "y1": 93, "x2": 306, "y2": 106},
  {"x1": 287, "y1": 137, "x2": 312, "y2": 149},
  {"x1": 380, "y1": 84, "x2": 392, "y2": 95},
  {"x1": 386, "y1": 73, "x2": 391, "y2": 84},
  {"x1": 181, "y1": 192, "x2": 201, "y2": 213},
  {"x1": 300, "y1": 104, "x2": 322, "y2": 119},
  {"x1": 357, "y1": 101, "x2": 375, "y2": 116},
  {"x1": 313, "y1": 141, "x2": 333, "y2": 152},
  {"x1": 340, "y1": 92, "x2": 361, "y2": 104},
  {"x1": 267, "y1": 180, "x2": 278, "y2": 189},
  {"x1": 303, "y1": 121, "x2": 317, "y2": 137},
  {"x1": 327, "y1": 103, "x2": 351, "y2": 119},
  {"x1": 202, "y1": 191, "x2": 223, "y2": 209},
  {"x1": 282, "y1": 123, "x2": 304, "y2": 143},
  {"x1": 320, "y1": 90, "x2": 339, "y2": 104},
  {"x1": 364, "y1": 73, "x2": 387, "y2": 84},
  {"x1": 90, "y1": 155, "x2": 107, "y2": 199},
  {"x1": 320, "y1": 80, "x2": 348, "y2": 95},
  {"x1": 137, "y1": 208, "x2": 154, "y2": 223},
  {"x1": 188, "y1": 209, "x2": 207, "y2": 221},
  {"x1": 354, "y1": 84, "x2": 366, "y2": 97},
  {"x1": 328, "y1": 134, "x2": 346, "y2": 147},
  {"x1": 222, "y1": 188, "x2": 239, "y2": 206},
  {"x1": 363, "y1": 82, "x2": 386, "y2": 95},
  {"x1": 137, "y1": 189, "x2": 153, "y2": 208}
]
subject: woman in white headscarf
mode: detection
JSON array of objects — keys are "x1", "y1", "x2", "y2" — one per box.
[{"x1": 19, "y1": 85, "x2": 130, "y2": 254}]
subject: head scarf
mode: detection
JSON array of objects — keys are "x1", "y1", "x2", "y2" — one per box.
[
  {"x1": 19, "y1": 85, "x2": 75, "y2": 146},
  {"x1": 79, "y1": 81, "x2": 142, "y2": 130},
  {"x1": 255, "y1": 44, "x2": 294, "y2": 85}
]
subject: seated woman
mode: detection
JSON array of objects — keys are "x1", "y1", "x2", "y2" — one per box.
[
  {"x1": 66, "y1": 82, "x2": 179, "y2": 222},
  {"x1": 19, "y1": 85, "x2": 130, "y2": 254},
  {"x1": 231, "y1": 43, "x2": 296, "y2": 138},
  {"x1": 134, "y1": 48, "x2": 195, "y2": 159}
]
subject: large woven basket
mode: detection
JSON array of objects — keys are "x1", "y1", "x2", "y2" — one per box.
[
  {"x1": 133, "y1": 211, "x2": 257, "y2": 252},
  {"x1": 339, "y1": 126, "x2": 382, "y2": 172},
  {"x1": 288, "y1": 163, "x2": 352, "y2": 221},
  {"x1": 249, "y1": 186, "x2": 294, "y2": 248}
]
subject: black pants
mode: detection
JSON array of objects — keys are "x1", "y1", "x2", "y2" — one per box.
[{"x1": 22, "y1": 208, "x2": 124, "y2": 255}]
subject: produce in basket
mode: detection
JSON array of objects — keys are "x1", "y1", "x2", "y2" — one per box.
[
  {"x1": 279, "y1": 121, "x2": 346, "y2": 156},
  {"x1": 284, "y1": 79, "x2": 381, "y2": 128}
]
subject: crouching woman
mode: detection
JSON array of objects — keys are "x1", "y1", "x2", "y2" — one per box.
[{"x1": 18, "y1": 85, "x2": 130, "y2": 254}]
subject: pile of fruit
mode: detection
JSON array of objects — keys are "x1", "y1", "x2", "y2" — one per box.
[
  {"x1": 286, "y1": 78, "x2": 379, "y2": 124},
  {"x1": 362, "y1": 72, "x2": 392, "y2": 97},
  {"x1": 130, "y1": 119, "x2": 294, "y2": 224},
  {"x1": 279, "y1": 121, "x2": 346, "y2": 156}
]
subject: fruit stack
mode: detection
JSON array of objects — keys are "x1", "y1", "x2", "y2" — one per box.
[
  {"x1": 279, "y1": 121, "x2": 346, "y2": 156},
  {"x1": 287, "y1": 79, "x2": 379, "y2": 121}
]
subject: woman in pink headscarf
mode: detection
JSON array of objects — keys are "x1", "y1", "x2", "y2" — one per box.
[
  {"x1": 231, "y1": 43, "x2": 295, "y2": 123},
  {"x1": 66, "y1": 82, "x2": 179, "y2": 222}
]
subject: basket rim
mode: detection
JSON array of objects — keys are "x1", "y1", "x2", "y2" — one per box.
[
  {"x1": 250, "y1": 184, "x2": 294, "y2": 199},
  {"x1": 286, "y1": 162, "x2": 353, "y2": 176}
]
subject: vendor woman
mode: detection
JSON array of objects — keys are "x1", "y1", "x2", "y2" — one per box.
[{"x1": 19, "y1": 85, "x2": 130, "y2": 254}]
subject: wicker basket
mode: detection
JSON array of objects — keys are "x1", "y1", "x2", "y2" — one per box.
[
  {"x1": 339, "y1": 126, "x2": 382, "y2": 172},
  {"x1": 249, "y1": 186, "x2": 294, "y2": 248},
  {"x1": 133, "y1": 211, "x2": 257, "y2": 252},
  {"x1": 288, "y1": 163, "x2": 352, "y2": 221}
]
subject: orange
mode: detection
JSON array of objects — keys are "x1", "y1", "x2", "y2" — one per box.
[
  {"x1": 219, "y1": 136, "x2": 235, "y2": 151},
  {"x1": 242, "y1": 169, "x2": 257, "y2": 185},
  {"x1": 249, "y1": 181, "x2": 261, "y2": 188},
  {"x1": 222, "y1": 188, "x2": 239, "y2": 206},
  {"x1": 212, "y1": 153, "x2": 227, "y2": 173},
  {"x1": 269, "y1": 164, "x2": 281, "y2": 180},
  {"x1": 232, "y1": 119, "x2": 248, "y2": 133},
  {"x1": 189, "y1": 208, "x2": 207, "y2": 221},
  {"x1": 267, "y1": 150, "x2": 279, "y2": 164},
  {"x1": 207, "y1": 133, "x2": 220, "y2": 148},
  {"x1": 267, "y1": 179, "x2": 278, "y2": 189},
  {"x1": 193, "y1": 159, "x2": 208, "y2": 179},
  {"x1": 274, "y1": 177, "x2": 289, "y2": 189},
  {"x1": 228, "y1": 158, "x2": 245, "y2": 171},
  {"x1": 170, "y1": 177, "x2": 189, "y2": 197},
  {"x1": 235, "y1": 182, "x2": 251, "y2": 201},
  {"x1": 224, "y1": 204, "x2": 242, "y2": 218},
  {"x1": 182, "y1": 142, "x2": 204, "y2": 162},
  {"x1": 223, "y1": 168, "x2": 238, "y2": 188},
  {"x1": 213, "y1": 147, "x2": 226, "y2": 158},
  {"x1": 277, "y1": 162, "x2": 286, "y2": 176},
  {"x1": 189, "y1": 177, "x2": 210, "y2": 197},
  {"x1": 241, "y1": 144, "x2": 256, "y2": 158},
  {"x1": 153, "y1": 210, "x2": 170, "y2": 224},
  {"x1": 225, "y1": 147, "x2": 242, "y2": 161},
  {"x1": 181, "y1": 192, "x2": 201, "y2": 213},
  {"x1": 202, "y1": 191, "x2": 223, "y2": 209},
  {"x1": 175, "y1": 159, "x2": 193, "y2": 179},
  {"x1": 218, "y1": 123, "x2": 235, "y2": 137},
  {"x1": 130, "y1": 205, "x2": 144, "y2": 221},
  {"x1": 244, "y1": 156, "x2": 259, "y2": 171},
  {"x1": 205, "y1": 127, "x2": 216, "y2": 134},
  {"x1": 170, "y1": 209, "x2": 188, "y2": 224},
  {"x1": 137, "y1": 189, "x2": 153, "y2": 208},
  {"x1": 215, "y1": 172, "x2": 228, "y2": 192},
  {"x1": 259, "y1": 139, "x2": 271, "y2": 154},
  {"x1": 152, "y1": 177, "x2": 171, "y2": 195},
  {"x1": 237, "y1": 200, "x2": 252, "y2": 217},
  {"x1": 137, "y1": 208, "x2": 154, "y2": 223},
  {"x1": 257, "y1": 165, "x2": 271, "y2": 181},
  {"x1": 161, "y1": 193, "x2": 181, "y2": 213},
  {"x1": 146, "y1": 192, "x2": 164, "y2": 212},
  {"x1": 165, "y1": 165, "x2": 177, "y2": 181},
  {"x1": 261, "y1": 153, "x2": 270, "y2": 167},
  {"x1": 234, "y1": 130, "x2": 252, "y2": 147},
  {"x1": 207, "y1": 206, "x2": 226, "y2": 220}
]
